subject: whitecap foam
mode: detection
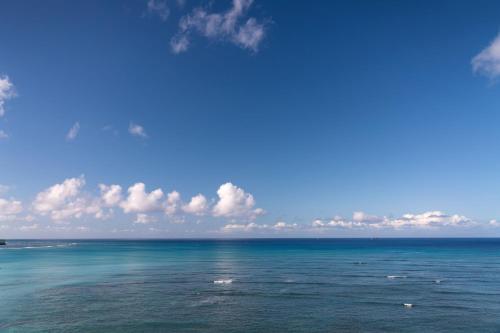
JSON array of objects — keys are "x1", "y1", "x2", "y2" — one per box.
[
  {"x1": 403, "y1": 303, "x2": 413, "y2": 308},
  {"x1": 213, "y1": 279, "x2": 233, "y2": 284},
  {"x1": 387, "y1": 275, "x2": 407, "y2": 279}
]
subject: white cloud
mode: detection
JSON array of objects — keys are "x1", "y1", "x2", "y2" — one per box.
[
  {"x1": 182, "y1": 193, "x2": 208, "y2": 215},
  {"x1": 222, "y1": 222, "x2": 268, "y2": 232},
  {"x1": 66, "y1": 122, "x2": 80, "y2": 141},
  {"x1": 221, "y1": 221, "x2": 297, "y2": 233},
  {"x1": 33, "y1": 176, "x2": 85, "y2": 215},
  {"x1": 472, "y1": 33, "x2": 500, "y2": 79},
  {"x1": 212, "y1": 182, "x2": 264, "y2": 219},
  {"x1": 99, "y1": 184, "x2": 123, "y2": 207},
  {"x1": 312, "y1": 217, "x2": 365, "y2": 229},
  {"x1": 312, "y1": 211, "x2": 472, "y2": 230},
  {"x1": 129, "y1": 122, "x2": 148, "y2": 138},
  {"x1": 0, "y1": 130, "x2": 8, "y2": 140},
  {"x1": 489, "y1": 219, "x2": 500, "y2": 227},
  {"x1": 386, "y1": 211, "x2": 471, "y2": 228},
  {"x1": 272, "y1": 221, "x2": 298, "y2": 230},
  {"x1": 120, "y1": 183, "x2": 164, "y2": 213},
  {"x1": 0, "y1": 197, "x2": 23, "y2": 221},
  {"x1": 0, "y1": 75, "x2": 15, "y2": 117},
  {"x1": 32, "y1": 176, "x2": 110, "y2": 221},
  {"x1": 134, "y1": 213, "x2": 157, "y2": 224},
  {"x1": 165, "y1": 190, "x2": 181, "y2": 215},
  {"x1": 146, "y1": 0, "x2": 170, "y2": 21},
  {"x1": 171, "y1": 0, "x2": 266, "y2": 54}
]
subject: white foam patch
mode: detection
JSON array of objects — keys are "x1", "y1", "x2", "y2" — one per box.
[
  {"x1": 213, "y1": 279, "x2": 233, "y2": 284},
  {"x1": 387, "y1": 275, "x2": 407, "y2": 279}
]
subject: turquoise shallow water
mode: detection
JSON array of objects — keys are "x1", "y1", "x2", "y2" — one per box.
[{"x1": 1, "y1": 239, "x2": 500, "y2": 332}]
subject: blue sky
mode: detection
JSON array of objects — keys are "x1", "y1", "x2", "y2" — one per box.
[{"x1": 2, "y1": 0, "x2": 500, "y2": 238}]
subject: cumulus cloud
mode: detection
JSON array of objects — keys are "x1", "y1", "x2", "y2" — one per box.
[
  {"x1": 26, "y1": 178, "x2": 266, "y2": 227},
  {"x1": 146, "y1": 0, "x2": 170, "y2": 21},
  {"x1": 165, "y1": 190, "x2": 181, "y2": 215},
  {"x1": 99, "y1": 184, "x2": 123, "y2": 207},
  {"x1": 182, "y1": 193, "x2": 208, "y2": 215},
  {"x1": 129, "y1": 122, "x2": 148, "y2": 138},
  {"x1": 32, "y1": 176, "x2": 110, "y2": 221},
  {"x1": 171, "y1": 0, "x2": 267, "y2": 54},
  {"x1": 33, "y1": 176, "x2": 86, "y2": 215},
  {"x1": 0, "y1": 130, "x2": 8, "y2": 140},
  {"x1": 66, "y1": 122, "x2": 80, "y2": 141},
  {"x1": 312, "y1": 211, "x2": 472, "y2": 230},
  {"x1": 0, "y1": 75, "x2": 15, "y2": 117},
  {"x1": 0, "y1": 197, "x2": 23, "y2": 222},
  {"x1": 120, "y1": 183, "x2": 164, "y2": 213},
  {"x1": 472, "y1": 33, "x2": 500, "y2": 79},
  {"x1": 213, "y1": 182, "x2": 264, "y2": 220},
  {"x1": 12, "y1": 174, "x2": 500, "y2": 236}
]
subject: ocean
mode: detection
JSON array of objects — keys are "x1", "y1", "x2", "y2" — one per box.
[{"x1": 1, "y1": 239, "x2": 500, "y2": 332}]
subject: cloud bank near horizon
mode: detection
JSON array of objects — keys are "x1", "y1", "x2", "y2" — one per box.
[
  {"x1": 1, "y1": 176, "x2": 498, "y2": 237},
  {"x1": 1, "y1": 176, "x2": 266, "y2": 232}
]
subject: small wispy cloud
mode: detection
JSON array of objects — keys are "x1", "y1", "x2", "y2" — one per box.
[
  {"x1": 176, "y1": 0, "x2": 186, "y2": 8},
  {"x1": 66, "y1": 122, "x2": 80, "y2": 141},
  {"x1": 134, "y1": 213, "x2": 158, "y2": 224},
  {"x1": 146, "y1": 0, "x2": 170, "y2": 21},
  {"x1": 0, "y1": 184, "x2": 10, "y2": 194},
  {"x1": 170, "y1": 35, "x2": 189, "y2": 54},
  {"x1": 102, "y1": 125, "x2": 119, "y2": 136},
  {"x1": 472, "y1": 32, "x2": 500, "y2": 80},
  {"x1": 171, "y1": 0, "x2": 267, "y2": 54},
  {"x1": 0, "y1": 75, "x2": 16, "y2": 117},
  {"x1": 129, "y1": 122, "x2": 148, "y2": 138},
  {"x1": 0, "y1": 130, "x2": 8, "y2": 140}
]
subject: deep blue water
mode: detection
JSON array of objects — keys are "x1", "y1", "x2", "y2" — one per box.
[{"x1": 1, "y1": 239, "x2": 500, "y2": 332}]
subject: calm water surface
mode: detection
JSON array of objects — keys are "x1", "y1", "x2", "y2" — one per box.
[{"x1": 1, "y1": 239, "x2": 500, "y2": 332}]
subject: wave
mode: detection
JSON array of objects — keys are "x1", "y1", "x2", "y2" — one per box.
[
  {"x1": 213, "y1": 279, "x2": 233, "y2": 284},
  {"x1": 386, "y1": 275, "x2": 407, "y2": 279}
]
